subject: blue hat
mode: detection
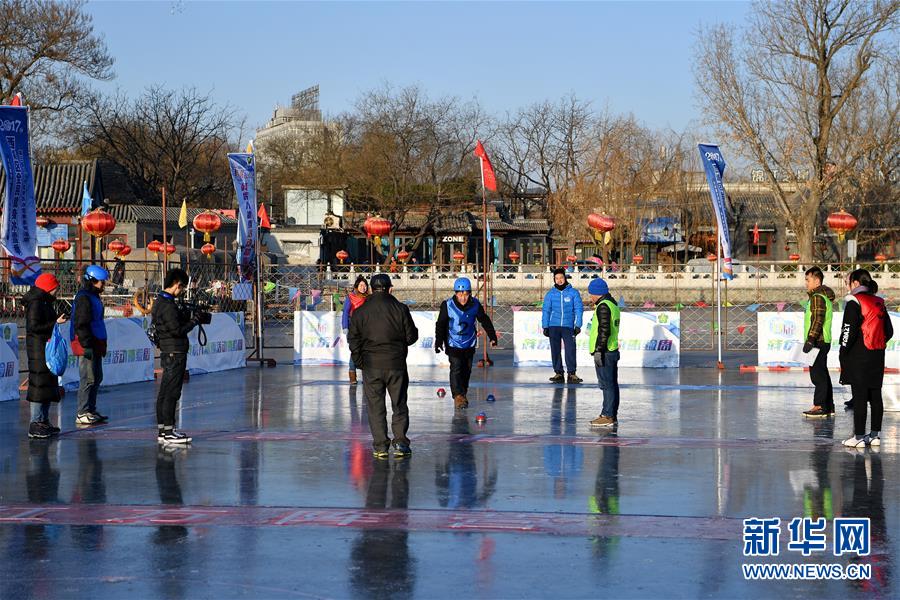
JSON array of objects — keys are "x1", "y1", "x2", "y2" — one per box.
[
  {"x1": 588, "y1": 278, "x2": 608, "y2": 296},
  {"x1": 84, "y1": 265, "x2": 109, "y2": 282},
  {"x1": 453, "y1": 277, "x2": 472, "y2": 292}
]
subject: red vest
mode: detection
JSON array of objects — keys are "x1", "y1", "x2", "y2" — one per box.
[
  {"x1": 856, "y1": 293, "x2": 887, "y2": 350},
  {"x1": 348, "y1": 291, "x2": 367, "y2": 315}
]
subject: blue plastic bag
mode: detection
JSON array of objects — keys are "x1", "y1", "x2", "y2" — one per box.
[{"x1": 45, "y1": 323, "x2": 69, "y2": 376}]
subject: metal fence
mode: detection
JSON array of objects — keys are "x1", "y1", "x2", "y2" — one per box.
[{"x1": 2, "y1": 258, "x2": 896, "y2": 353}]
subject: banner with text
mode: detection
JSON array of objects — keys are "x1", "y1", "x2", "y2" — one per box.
[
  {"x1": 294, "y1": 310, "x2": 450, "y2": 366},
  {"x1": 0, "y1": 323, "x2": 19, "y2": 401},
  {"x1": 62, "y1": 318, "x2": 155, "y2": 390},
  {"x1": 185, "y1": 312, "x2": 246, "y2": 374},
  {"x1": 227, "y1": 153, "x2": 257, "y2": 280},
  {"x1": 0, "y1": 106, "x2": 41, "y2": 284},
  {"x1": 514, "y1": 311, "x2": 680, "y2": 368},
  {"x1": 757, "y1": 311, "x2": 900, "y2": 369}
]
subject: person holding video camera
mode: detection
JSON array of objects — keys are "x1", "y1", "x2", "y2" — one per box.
[{"x1": 151, "y1": 268, "x2": 208, "y2": 445}]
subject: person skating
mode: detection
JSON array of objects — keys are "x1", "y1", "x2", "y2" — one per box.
[
  {"x1": 348, "y1": 274, "x2": 418, "y2": 459},
  {"x1": 542, "y1": 267, "x2": 584, "y2": 383},
  {"x1": 71, "y1": 265, "x2": 110, "y2": 426},
  {"x1": 151, "y1": 268, "x2": 203, "y2": 445},
  {"x1": 839, "y1": 269, "x2": 893, "y2": 448},
  {"x1": 342, "y1": 276, "x2": 369, "y2": 385},
  {"x1": 434, "y1": 278, "x2": 498, "y2": 409},
  {"x1": 586, "y1": 279, "x2": 621, "y2": 428},
  {"x1": 23, "y1": 273, "x2": 67, "y2": 439},
  {"x1": 801, "y1": 266, "x2": 836, "y2": 418}
]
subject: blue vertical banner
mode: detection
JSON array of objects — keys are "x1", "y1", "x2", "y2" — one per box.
[
  {"x1": 698, "y1": 144, "x2": 734, "y2": 279},
  {"x1": 0, "y1": 106, "x2": 41, "y2": 285},
  {"x1": 227, "y1": 153, "x2": 257, "y2": 280}
]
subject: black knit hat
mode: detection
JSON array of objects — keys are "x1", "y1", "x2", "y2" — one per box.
[
  {"x1": 552, "y1": 267, "x2": 567, "y2": 277},
  {"x1": 370, "y1": 273, "x2": 392, "y2": 291}
]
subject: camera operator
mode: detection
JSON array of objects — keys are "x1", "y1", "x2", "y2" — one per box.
[{"x1": 151, "y1": 268, "x2": 206, "y2": 445}]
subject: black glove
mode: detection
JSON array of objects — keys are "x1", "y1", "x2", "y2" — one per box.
[
  {"x1": 574, "y1": 327, "x2": 581, "y2": 336},
  {"x1": 82, "y1": 348, "x2": 93, "y2": 360},
  {"x1": 543, "y1": 328, "x2": 550, "y2": 338},
  {"x1": 434, "y1": 341, "x2": 444, "y2": 354},
  {"x1": 802, "y1": 341, "x2": 813, "y2": 354}
]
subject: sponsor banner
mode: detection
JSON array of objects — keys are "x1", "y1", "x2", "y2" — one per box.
[
  {"x1": 698, "y1": 143, "x2": 733, "y2": 279},
  {"x1": 62, "y1": 318, "x2": 154, "y2": 390},
  {"x1": 0, "y1": 106, "x2": 41, "y2": 284},
  {"x1": 514, "y1": 311, "x2": 680, "y2": 368},
  {"x1": 0, "y1": 323, "x2": 19, "y2": 401},
  {"x1": 757, "y1": 312, "x2": 900, "y2": 369},
  {"x1": 227, "y1": 153, "x2": 257, "y2": 279},
  {"x1": 294, "y1": 311, "x2": 450, "y2": 366},
  {"x1": 185, "y1": 312, "x2": 246, "y2": 374}
]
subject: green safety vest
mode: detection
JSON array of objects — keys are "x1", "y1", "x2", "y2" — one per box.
[
  {"x1": 804, "y1": 293, "x2": 833, "y2": 344},
  {"x1": 589, "y1": 299, "x2": 620, "y2": 352}
]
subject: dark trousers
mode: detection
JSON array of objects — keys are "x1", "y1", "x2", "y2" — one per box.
[
  {"x1": 549, "y1": 326, "x2": 577, "y2": 374},
  {"x1": 77, "y1": 353, "x2": 103, "y2": 415},
  {"x1": 809, "y1": 345, "x2": 833, "y2": 410},
  {"x1": 448, "y1": 348, "x2": 475, "y2": 398},
  {"x1": 157, "y1": 352, "x2": 187, "y2": 427},
  {"x1": 594, "y1": 350, "x2": 620, "y2": 418},
  {"x1": 363, "y1": 368, "x2": 410, "y2": 450},
  {"x1": 851, "y1": 384, "x2": 883, "y2": 437}
]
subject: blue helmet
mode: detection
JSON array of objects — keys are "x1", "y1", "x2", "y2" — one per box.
[
  {"x1": 84, "y1": 265, "x2": 109, "y2": 282},
  {"x1": 454, "y1": 277, "x2": 472, "y2": 292},
  {"x1": 588, "y1": 278, "x2": 609, "y2": 296}
]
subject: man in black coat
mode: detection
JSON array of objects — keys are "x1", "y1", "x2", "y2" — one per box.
[
  {"x1": 348, "y1": 274, "x2": 418, "y2": 459},
  {"x1": 151, "y1": 268, "x2": 201, "y2": 445}
]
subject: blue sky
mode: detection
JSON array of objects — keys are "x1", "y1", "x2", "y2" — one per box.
[{"x1": 86, "y1": 1, "x2": 751, "y2": 134}]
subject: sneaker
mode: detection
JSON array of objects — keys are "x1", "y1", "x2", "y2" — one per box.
[
  {"x1": 803, "y1": 407, "x2": 835, "y2": 418},
  {"x1": 841, "y1": 436, "x2": 866, "y2": 448},
  {"x1": 868, "y1": 435, "x2": 881, "y2": 447},
  {"x1": 567, "y1": 374, "x2": 583, "y2": 384},
  {"x1": 28, "y1": 421, "x2": 52, "y2": 439},
  {"x1": 373, "y1": 448, "x2": 390, "y2": 460},
  {"x1": 91, "y1": 412, "x2": 109, "y2": 423},
  {"x1": 392, "y1": 442, "x2": 412, "y2": 458},
  {"x1": 454, "y1": 394, "x2": 469, "y2": 410},
  {"x1": 159, "y1": 430, "x2": 192, "y2": 445},
  {"x1": 549, "y1": 373, "x2": 565, "y2": 383},
  {"x1": 41, "y1": 421, "x2": 61, "y2": 435},
  {"x1": 590, "y1": 415, "x2": 617, "y2": 428},
  {"x1": 76, "y1": 412, "x2": 101, "y2": 425}
]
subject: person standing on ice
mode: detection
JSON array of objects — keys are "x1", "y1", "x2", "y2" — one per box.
[
  {"x1": 542, "y1": 267, "x2": 584, "y2": 384},
  {"x1": 348, "y1": 274, "x2": 418, "y2": 459},
  {"x1": 342, "y1": 276, "x2": 369, "y2": 385},
  {"x1": 801, "y1": 266, "x2": 836, "y2": 418},
  {"x1": 839, "y1": 269, "x2": 893, "y2": 448},
  {"x1": 434, "y1": 277, "x2": 498, "y2": 410},
  {"x1": 587, "y1": 279, "x2": 620, "y2": 428}
]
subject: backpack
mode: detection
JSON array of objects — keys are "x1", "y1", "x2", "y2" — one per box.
[{"x1": 856, "y1": 294, "x2": 888, "y2": 350}]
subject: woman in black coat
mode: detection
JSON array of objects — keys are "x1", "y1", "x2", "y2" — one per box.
[
  {"x1": 24, "y1": 273, "x2": 67, "y2": 439},
  {"x1": 839, "y1": 269, "x2": 893, "y2": 448}
]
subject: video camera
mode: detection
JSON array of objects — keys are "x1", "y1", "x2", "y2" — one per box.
[{"x1": 180, "y1": 300, "x2": 213, "y2": 325}]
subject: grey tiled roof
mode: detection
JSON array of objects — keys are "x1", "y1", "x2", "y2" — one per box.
[
  {"x1": 0, "y1": 160, "x2": 101, "y2": 213},
  {"x1": 108, "y1": 205, "x2": 238, "y2": 225}
]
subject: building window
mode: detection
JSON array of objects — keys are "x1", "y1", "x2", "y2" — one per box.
[
  {"x1": 285, "y1": 189, "x2": 344, "y2": 226},
  {"x1": 748, "y1": 231, "x2": 771, "y2": 257}
]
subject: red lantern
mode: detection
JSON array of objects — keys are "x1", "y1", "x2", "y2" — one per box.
[
  {"x1": 81, "y1": 209, "x2": 116, "y2": 238},
  {"x1": 147, "y1": 240, "x2": 162, "y2": 254},
  {"x1": 118, "y1": 244, "x2": 132, "y2": 257},
  {"x1": 826, "y1": 209, "x2": 857, "y2": 242},
  {"x1": 397, "y1": 250, "x2": 410, "y2": 262},
  {"x1": 36, "y1": 215, "x2": 50, "y2": 228},
  {"x1": 336, "y1": 250, "x2": 349, "y2": 264},
  {"x1": 192, "y1": 211, "x2": 222, "y2": 242},
  {"x1": 706, "y1": 253, "x2": 718, "y2": 262},
  {"x1": 587, "y1": 213, "x2": 616, "y2": 233},
  {"x1": 107, "y1": 239, "x2": 125, "y2": 255},
  {"x1": 633, "y1": 255, "x2": 644, "y2": 264},
  {"x1": 201, "y1": 243, "x2": 216, "y2": 260},
  {"x1": 789, "y1": 253, "x2": 801, "y2": 261},
  {"x1": 508, "y1": 250, "x2": 520, "y2": 263},
  {"x1": 51, "y1": 239, "x2": 70, "y2": 254},
  {"x1": 452, "y1": 251, "x2": 465, "y2": 262},
  {"x1": 566, "y1": 254, "x2": 577, "y2": 262},
  {"x1": 363, "y1": 216, "x2": 391, "y2": 238},
  {"x1": 875, "y1": 253, "x2": 887, "y2": 262},
  {"x1": 164, "y1": 243, "x2": 176, "y2": 255}
]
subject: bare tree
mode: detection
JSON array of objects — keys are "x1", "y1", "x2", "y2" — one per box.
[
  {"x1": 695, "y1": 0, "x2": 898, "y2": 258},
  {"x1": 74, "y1": 86, "x2": 243, "y2": 208},
  {"x1": 0, "y1": 0, "x2": 113, "y2": 139}
]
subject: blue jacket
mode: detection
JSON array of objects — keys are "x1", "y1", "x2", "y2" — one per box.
[{"x1": 542, "y1": 284, "x2": 583, "y2": 329}]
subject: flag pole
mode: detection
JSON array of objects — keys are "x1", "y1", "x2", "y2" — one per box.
[
  {"x1": 716, "y1": 234, "x2": 724, "y2": 369},
  {"x1": 161, "y1": 187, "x2": 168, "y2": 273},
  {"x1": 478, "y1": 155, "x2": 492, "y2": 368}
]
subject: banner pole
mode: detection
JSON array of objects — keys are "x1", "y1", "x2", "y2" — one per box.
[
  {"x1": 161, "y1": 187, "x2": 168, "y2": 273},
  {"x1": 716, "y1": 235, "x2": 724, "y2": 369}
]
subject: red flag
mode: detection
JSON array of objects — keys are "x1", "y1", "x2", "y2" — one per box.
[
  {"x1": 474, "y1": 140, "x2": 497, "y2": 192},
  {"x1": 9, "y1": 93, "x2": 23, "y2": 106},
  {"x1": 752, "y1": 222, "x2": 760, "y2": 245},
  {"x1": 258, "y1": 203, "x2": 271, "y2": 229}
]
